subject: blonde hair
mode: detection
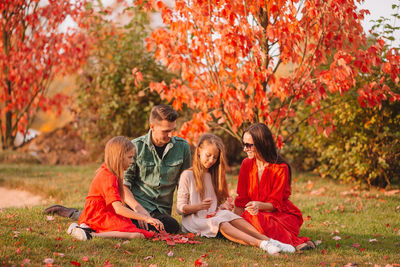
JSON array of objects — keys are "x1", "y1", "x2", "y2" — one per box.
[
  {"x1": 192, "y1": 133, "x2": 229, "y2": 205},
  {"x1": 104, "y1": 136, "x2": 134, "y2": 204}
]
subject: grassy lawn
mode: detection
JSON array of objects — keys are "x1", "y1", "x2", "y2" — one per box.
[{"x1": 1, "y1": 163, "x2": 399, "y2": 266}]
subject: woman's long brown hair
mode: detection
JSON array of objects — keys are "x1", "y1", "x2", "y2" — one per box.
[
  {"x1": 192, "y1": 133, "x2": 229, "y2": 205},
  {"x1": 103, "y1": 136, "x2": 134, "y2": 204}
]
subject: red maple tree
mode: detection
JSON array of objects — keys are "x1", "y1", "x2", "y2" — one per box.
[
  {"x1": 0, "y1": 0, "x2": 89, "y2": 149},
  {"x1": 144, "y1": 0, "x2": 400, "y2": 144}
]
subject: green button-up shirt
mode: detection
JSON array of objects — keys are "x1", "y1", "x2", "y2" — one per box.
[{"x1": 124, "y1": 130, "x2": 191, "y2": 215}]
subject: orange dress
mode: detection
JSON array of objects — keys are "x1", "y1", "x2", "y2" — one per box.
[
  {"x1": 79, "y1": 164, "x2": 153, "y2": 238},
  {"x1": 234, "y1": 158, "x2": 309, "y2": 246}
]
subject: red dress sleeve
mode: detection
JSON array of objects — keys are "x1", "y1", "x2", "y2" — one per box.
[
  {"x1": 99, "y1": 169, "x2": 122, "y2": 207},
  {"x1": 264, "y1": 164, "x2": 290, "y2": 212},
  {"x1": 234, "y1": 159, "x2": 251, "y2": 207}
]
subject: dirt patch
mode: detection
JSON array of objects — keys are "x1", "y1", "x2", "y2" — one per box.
[
  {"x1": 0, "y1": 187, "x2": 45, "y2": 208},
  {"x1": 19, "y1": 122, "x2": 92, "y2": 165}
]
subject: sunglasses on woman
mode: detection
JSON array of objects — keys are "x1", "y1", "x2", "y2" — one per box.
[{"x1": 242, "y1": 142, "x2": 254, "y2": 149}]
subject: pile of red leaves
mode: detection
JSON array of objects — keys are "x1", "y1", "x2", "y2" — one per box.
[{"x1": 151, "y1": 231, "x2": 203, "y2": 246}]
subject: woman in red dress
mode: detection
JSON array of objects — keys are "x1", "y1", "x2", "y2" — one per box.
[
  {"x1": 234, "y1": 123, "x2": 315, "y2": 250},
  {"x1": 67, "y1": 136, "x2": 164, "y2": 240}
]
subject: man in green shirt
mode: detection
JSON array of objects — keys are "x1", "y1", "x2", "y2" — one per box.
[
  {"x1": 45, "y1": 105, "x2": 191, "y2": 234},
  {"x1": 123, "y1": 104, "x2": 191, "y2": 233}
]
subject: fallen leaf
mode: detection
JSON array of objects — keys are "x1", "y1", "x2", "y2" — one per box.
[
  {"x1": 178, "y1": 257, "x2": 185, "y2": 261},
  {"x1": 82, "y1": 256, "x2": 89, "y2": 262},
  {"x1": 384, "y1": 189, "x2": 400, "y2": 196},
  {"x1": 369, "y1": 239, "x2": 377, "y2": 243},
  {"x1": 123, "y1": 250, "x2": 132, "y2": 255},
  {"x1": 46, "y1": 216, "x2": 55, "y2": 221},
  {"x1": 70, "y1": 261, "x2": 81, "y2": 266},
  {"x1": 332, "y1": 236, "x2": 341, "y2": 240},
  {"x1": 352, "y1": 243, "x2": 360, "y2": 248},
  {"x1": 315, "y1": 240, "x2": 322, "y2": 246},
  {"x1": 167, "y1": 251, "x2": 174, "y2": 257},
  {"x1": 21, "y1": 259, "x2": 30, "y2": 265},
  {"x1": 166, "y1": 239, "x2": 175, "y2": 246},
  {"x1": 359, "y1": 248, "x2": 365, "y2": 252},
  {"x1": 304, "y1": 216, "x2": 311, "y2": 221},
  {"x1": 114, "y1": 243, "x2": 121, "y2": 249},
  {"x1": 149, "y1": 264, "x2": 157, "y2": 267},
  {"x1": 336, "y1": 243, "x2": 339, "y2": 248},
  {"x1": 43, "y1": 258, "x2": 54, "y2": 264},
  {"x1": 144, "y1": 256, "x2": 153, "y2": 260},
  {"x1": 53, "y1": 252, "x2": 64, "y2": 257},
  {"x1": 200, "y1": 253, "x2": 208, "y2": 258},
  {"x1": 13, "y1": 231, "x2": 20, "y2": 238},
  {"x1": 321, "y1": 249, "x2": 327, "y2": 254},
  {"x1": 16, "y1": 247, "x2": 22, "y2": 254}
]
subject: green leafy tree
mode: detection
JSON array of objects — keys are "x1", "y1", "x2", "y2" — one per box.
[
  {"x1": 283, "y1": 1, "x2": 400, "y2": 188},
  {"x1": 75, "y1": 3, "x2": 173, "y2": 151}
]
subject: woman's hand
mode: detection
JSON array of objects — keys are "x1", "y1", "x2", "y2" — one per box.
[
  {"x1": 245, "y1": 201, "x2": 262, "y2": 215},
  {"x1": 145, "y1": 217, "x2": 165, "y2": 231},
  {"x1": 199, "y1": 197, "x2": 213, "y2": 210}
]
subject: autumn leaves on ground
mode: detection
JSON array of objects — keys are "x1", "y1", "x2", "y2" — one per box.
[{"x1": 0, "y1": 164, "x2": 399, "y2": 266}]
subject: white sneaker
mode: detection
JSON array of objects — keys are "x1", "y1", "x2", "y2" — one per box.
[
  {"x1": 260, "y1": 240, "x2": 281, "y2": 255},
  {"x1": 67, "y1": 223, "x2": 78, "y2": 234},
  {"x1": 71, "y1": 227, "x2": 89, "y2": 241},
  {"x1": 269, "y1": 239, "x2": 296, "y2": 253}
]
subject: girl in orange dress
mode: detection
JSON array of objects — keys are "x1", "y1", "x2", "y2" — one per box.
[
  {"x1": 67, "y1": 136, "x2": 164, "y2": 240},
  {"x1": 234, "y1": 123, "x2": 316, "y2": 250}
]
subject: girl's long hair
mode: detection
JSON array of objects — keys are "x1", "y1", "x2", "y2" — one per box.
[
  {"x1": 243, "y1": 123, "x2": 292, "y2": 185},
  {"x1": 103, "y1": 136, "x2": 134, "y2": 204},
  {"x1": 192, "y1": 133, "x2": 229, "y2": 205}
]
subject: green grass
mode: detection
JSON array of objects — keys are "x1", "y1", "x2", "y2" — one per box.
[{"x1": 1, "y1": 163, "x2": 399, "y2": 266}]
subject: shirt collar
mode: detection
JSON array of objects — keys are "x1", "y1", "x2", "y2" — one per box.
[{"x1": 145, "y1": 129, "x2": 176, "y2": 149}]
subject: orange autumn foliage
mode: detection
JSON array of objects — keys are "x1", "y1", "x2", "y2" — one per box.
[
  {"x1": 0, "y1": 0, "x2": 90, "y2": 149},
  {"x1": 143, "y1": 0, "x2": 400, "y2": 144}
]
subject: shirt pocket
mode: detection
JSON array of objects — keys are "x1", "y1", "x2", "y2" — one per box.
[
  {"x1": 138, "y1": 160, "x2": 156, "y2": 185},
  {"x1": 161, "y1": 159, "x2": 183, "y2": 185}
]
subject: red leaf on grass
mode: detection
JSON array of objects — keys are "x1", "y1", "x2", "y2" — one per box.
[
  {"x1": 16, "y1": 247, "x2": 22, "y2": 254},
  {"x1": 352, "y1": 243, "x2": 360, "y2": 248},
  {"x1": 200, "y1": 254, "x2": 208, "y2": 258},
  {"x1": 195, "y1": 259, "x2": 203, "y2": 266},
  {"x1": 123, "y1": 250, "x2": 132, "y2": 255},
  {"x1": 82, "y1": 256, "x2": 89, "y2": 262},
  {"x1": 321, "y1": 249, "x2": 327, "y2": 254},
  {"x1": 345, "y1": 236, "x2": 351, "y2": 239},
  {"x1": 178, "y1": 257, "x2": 185, "y2": 261},
  {"x1": 359, "y1": 248, "x2": 365, "y2": 252},
  {"x1": 166, "y1": 239, "x2": 175, "y2": 246},
  {"x1": 336, "y1": 243, "x2": 339, "y2": 248},
  {"x1": 70, "y1": 261, "x2": 81, "y2": 266},
  {"x1": 114, "y1": 243, "x2": 121, "y2": 248}
]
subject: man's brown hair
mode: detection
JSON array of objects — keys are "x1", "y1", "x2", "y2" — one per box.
[{"x1": 149, "y1": 104, "x2": 178, "y2": 124}]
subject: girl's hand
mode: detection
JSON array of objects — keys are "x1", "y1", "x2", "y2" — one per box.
[
  {"x1": 146, "y1": 217, "x2": 165, "y2": 231},
  {"x1": 199, "y1": 197, "x2": 213, "y2": 210},
  {"x1": 245, "y1": 201, "x2": 262, "y2": 215},
  {"x1": 220, "y1": 197, "x2": 234, "y2": 211}
]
